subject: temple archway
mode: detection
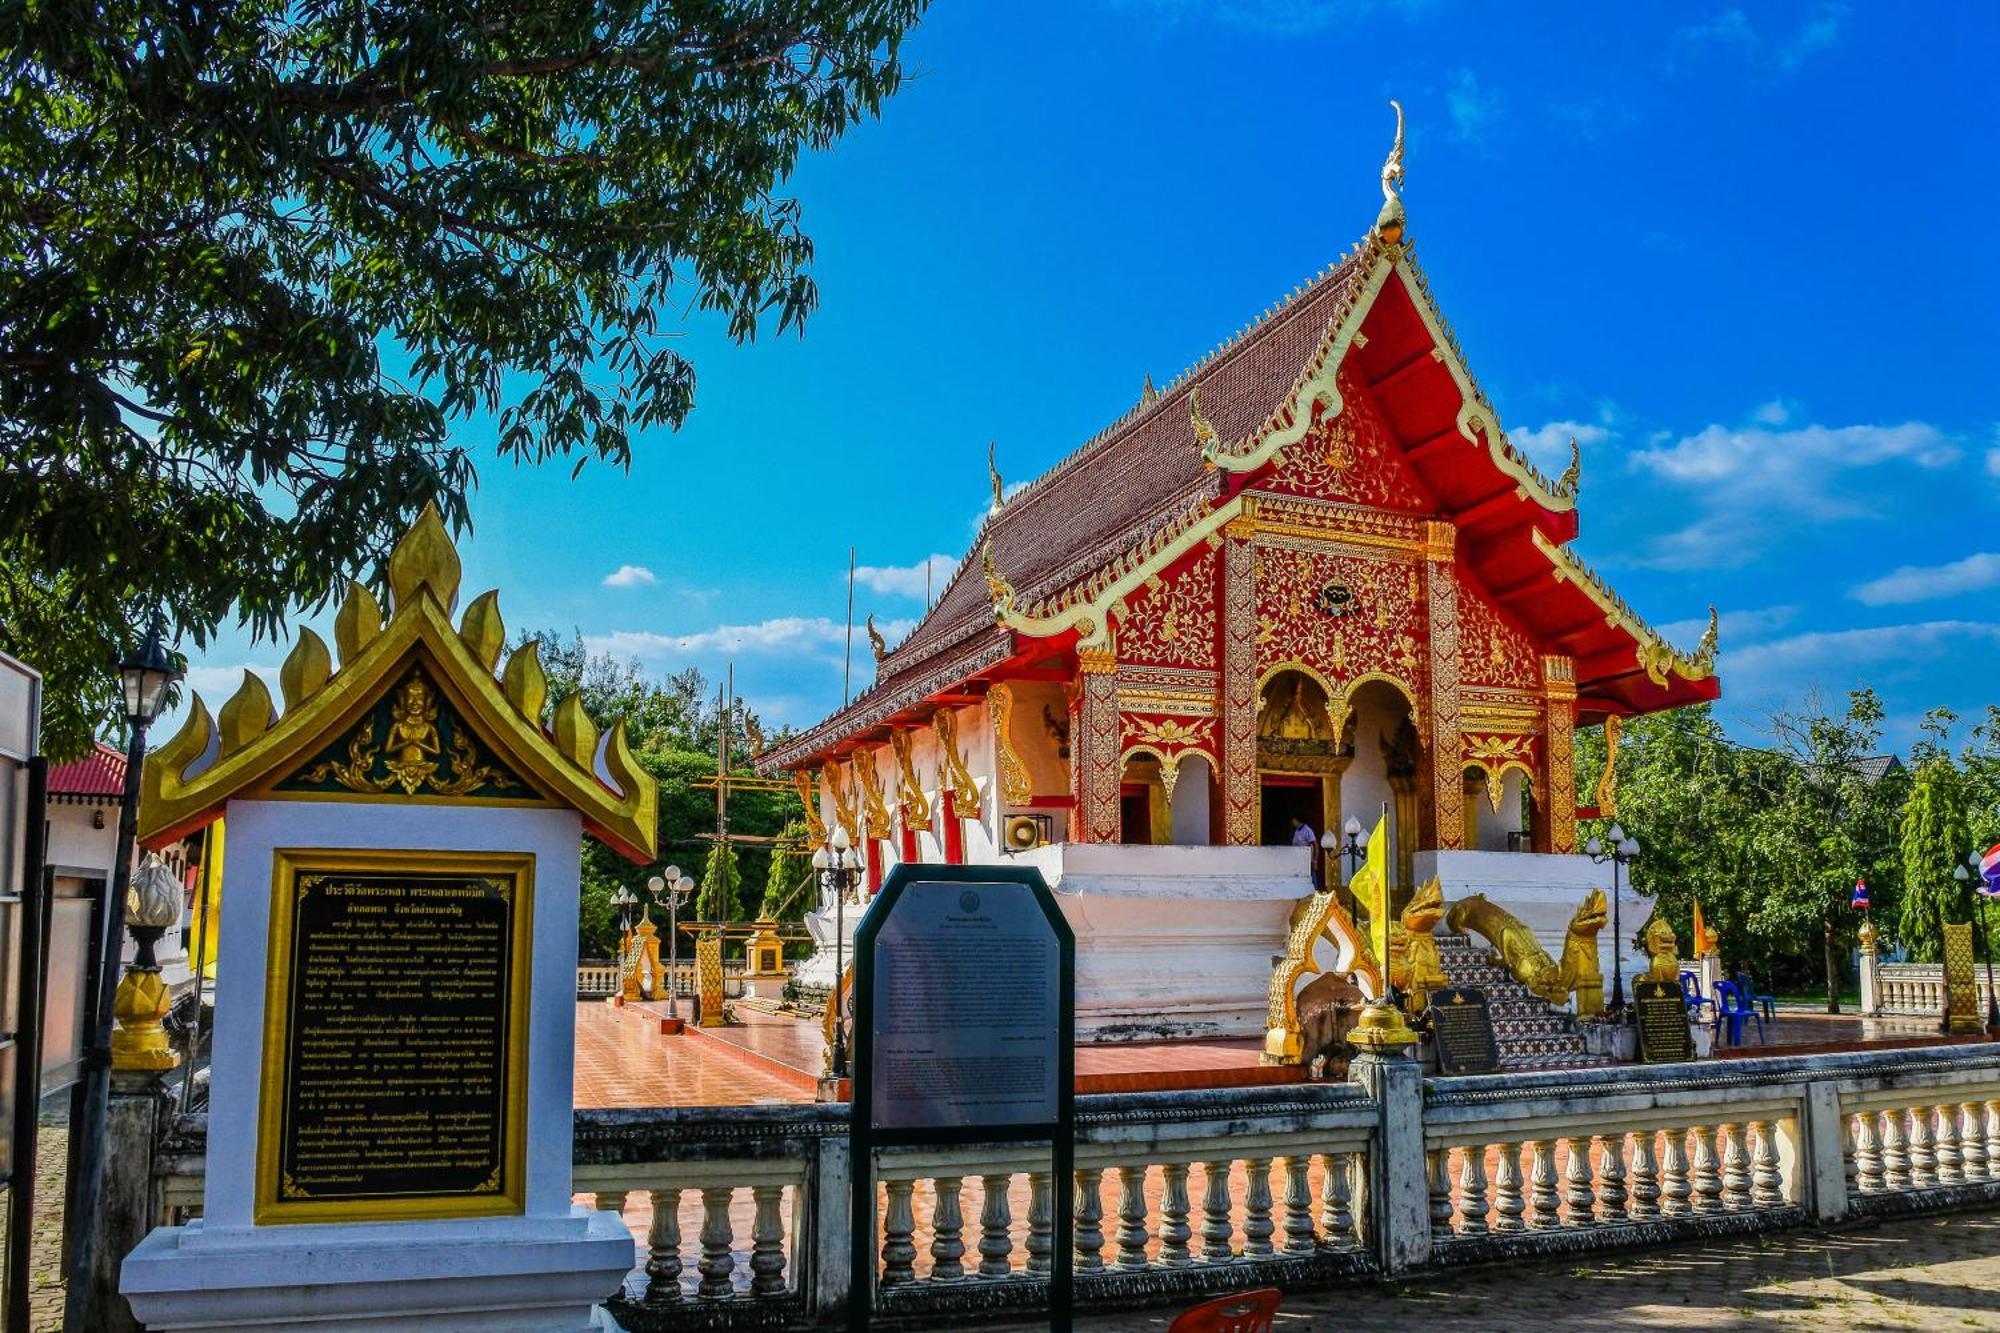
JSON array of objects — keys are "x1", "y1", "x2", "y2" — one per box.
[
  {"x1": 1117, "y1": 750, "x2": 1170, "y2": 845},
  {"x1": 1465, "y1": 763, "x2": 1532, "y2": 852},
  {"x1": 1169, "y1": 753, "x2": 1216, "y2": 845},
  {"x1": 1338, "y1": 678, "x2": 1421, "y2": 895},
  {"x1": 1255, "y1": 668, "x2": 1339, "y2": 849}
]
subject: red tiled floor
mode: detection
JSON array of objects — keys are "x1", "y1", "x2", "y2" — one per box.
[{"x1": 572, "y1": 1000, "x2": 810, "y2": 1109}]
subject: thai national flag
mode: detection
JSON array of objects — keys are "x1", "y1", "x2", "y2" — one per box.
[
  {"x1": 1980, "y1": 844, "x2": 2000, "y2": 898},
  {"x1": 1851, "y1": 879, "x2": 1870, "y2": 910}
]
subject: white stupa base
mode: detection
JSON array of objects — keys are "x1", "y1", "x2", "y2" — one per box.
[{"x1": 119, "y1": 1207, "x2": 634, "y2": 1331}]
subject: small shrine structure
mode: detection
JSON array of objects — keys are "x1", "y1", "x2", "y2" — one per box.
[{"x1": 762, "y1": 108, "x2": 1719, "y2": 1044}]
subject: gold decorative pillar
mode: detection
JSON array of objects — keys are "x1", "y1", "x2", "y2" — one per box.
[
  {"x1": 1075, "y1": 648, "x2": 1121, "y2": 843},
  {"x1": 1220, "y1": 516, "x2": 1260, "y2": 845},
  {"x1": 1540, "y1": 655, "x2": 1578, "y2": 854},
  {"x1": 696, "y1": 932, "x2": 725, "y2": 1027},
  {"x1": 1423, "y1": 521, "x2": 1464, "y2": 850}
]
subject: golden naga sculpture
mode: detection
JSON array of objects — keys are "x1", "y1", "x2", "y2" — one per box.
[
  {"x1": 1387, "y1": 877, "x2": 1449, "y2": 1014},
  {"x1": 1640, "y1": 915, "x2": 1681, "y2": 984},
  {"x1": 890, "y1": 728, "x2": 931, "y2": 831},
  {"x1": 792, "y1": 768, "x2": 830, "y2": 848},
  {"x1": 934, "y1": 708, "x2": 979, "y2": 812},
  {"x1": 865, "y1": 614, "x2": 888, "y2": 666},
  {"x1": 1694, "y1": 605, "x2": 1720, "y2": 670},
  {"x1": 1446, "y1": 889, "x2": 1608, "y2": 1012},
  {"x1": 1593, "y1": 713, "x2": 1622, "y2": 818},
  {"x1": 982, "y1": 548, "x2": 1016, "y2": 623},
  {"x1": 1374, "y1": 99, "x2": 1406, "y2": 245},
  {"x1": 1556, "y1": 435, "x2": 1581, "y2": 500}
]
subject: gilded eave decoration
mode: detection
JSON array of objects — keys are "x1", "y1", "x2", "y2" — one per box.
[
  {"x1": 1531, "y1": 529, "x2": 1718, "y2": 687},
  {"x1": 139, "y1": 504, "x2": 659, "y2": 863},
  {"x1": 851, "y1": 747, "x2": 893, "y2": 840},
  {"x1": 889, "y1": 729, "x2": 932, "y2": 831},
  {"x1": 933, "y1": 709, "x2": 980, "y2": 813},
  {"x1": 792, "y1": 770, "x2": 830, "y2": 848}
]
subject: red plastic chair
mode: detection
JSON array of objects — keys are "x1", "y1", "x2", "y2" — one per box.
[{"x1": 1168, "y1": 1287, "x2": 1283, "y2": 1333}]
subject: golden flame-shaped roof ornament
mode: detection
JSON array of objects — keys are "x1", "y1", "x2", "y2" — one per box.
[
  {"x1": 982, "y1": 547, "x2": 1017, "y2": 624},
  {"x1": 1694, "y1": 605, "x2": 1720, "y2": 669},
  {"x1": 987, "y1": 440, "x2": 1005, "y2": 509},
  {"x1": 1375, "y1": 99, "x2": 1407, "y2": 245},
  {"x1": 1556, "y1": 436, "x2": 1582, "y2": 500},
  {"x1": 139, "y1": 502, "x2": 658, "y2": 862},
  {"x1": 865, "y1": 613, "x2": 888, "y2": 665},
  {"x1": 1190, "y1": 385, "x2": 1220, "y2": 461},
  {"x1": 1140, "y1": 372, "x2": 1159, "y2": 406}
]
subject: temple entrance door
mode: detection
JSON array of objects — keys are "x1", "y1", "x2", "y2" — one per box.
[
  {"x1": 1259, "y1": 775, "x2": 1323, "y2": 847},
  {"x1": 1255, "y1": 668, "x2": 1342, "y2": 860}
]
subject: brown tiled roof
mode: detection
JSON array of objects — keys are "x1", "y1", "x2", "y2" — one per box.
[{"x1": 761, "y1": 252, "x2": 1369, "y2": 771}]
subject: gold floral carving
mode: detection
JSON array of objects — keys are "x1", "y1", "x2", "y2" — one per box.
[
  {"x1": 1125, "y1": 715, "x2": 1214, "y2": 750},
  {"x1": 1458, "y1": 576, "x2": 1540, "y2": 689},
  {"x1": 1220, "y1": 534, "x2": 1259, "y2": 845},
  {"x1": 301, "y1": 674, "x2": 523, "y2": 798},
  {"x1": 1253, "y1": 371, "x2": 1427, "y2": 512},
  {"x1": 1593, "y1": 713, "x2": 1622, "y2": 819},
  {"x1": 852, "y1": 749, "x2": 892, "y2": 840},
  {"x1": 1542, "y1": 655, "x2": 1578, "y2": 854},
  {"x1": 988, "y1": 687, "x2": 1033, "y2": 807},
  {"x1": 889, "y1": 730, "x2": 932, "y2": 832},
  {"x1": 1253, "y1": 544, "x2": 1422, "y2": 687},
  {"x1": 1463, "y1": 732, "x2": 1537, "y2": 812},
  {"x1": 1077, "y1": 666, "x2": 1121, "y2": 843},
  {"x1": 933, "y1": 708, "x2": 980, "y2": 814},
  {"x1": 1426, "y1": 553, "x2": 1465, "y2": 849},
  {"x1": 792, "y1": 769, "x2": 829, "y2": 849},
  {"x1": 1115, "y1": 547, "x2": 1218, "y2": 669}
]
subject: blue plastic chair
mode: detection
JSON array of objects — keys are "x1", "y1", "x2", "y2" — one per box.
[
  {"x1": 1680, "y1": 970, "x2": 1717, "y2": 1021},
  {"x1": 1734, "y1": 971, "x2": 1777, "y2": 1022},
  {"x1": 1713, "y1": 980, "x2": 1767, "y2": 1047}
]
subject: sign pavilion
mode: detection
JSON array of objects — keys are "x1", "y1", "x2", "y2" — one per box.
[{"x1": 761, "y1": 109, "x2": 1720, "y2": 1045}]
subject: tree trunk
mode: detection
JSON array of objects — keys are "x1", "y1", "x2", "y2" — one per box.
[{"x1": 1822, "y1": 913, "x2": 1841, "y2": 1015}]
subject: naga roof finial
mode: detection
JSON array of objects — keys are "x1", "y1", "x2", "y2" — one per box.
[
  {"x1": 1140, "y1": 372, "x2": 1159, "y2": 405},
  {"x1": 982, "y1": 547, "x2": 1016, "y2": 623},
  {"x1": 1375, "y1": 99, "x2": 1407, "y2": 245},
  {"x1": 987, "y1": 439, "x2": 1004, "y2": 509},
  {"x1": 1189, "y1": 385, "x2": 1219, "y2": 458},
  {"x1": 1694, "y1": 605, "x2": 1720, "y2": 668},
  {"x1": 1556, "y1": 436, "x2": 1581, "y2": 498},
  {"x1": 865, "y1": 613, "x2": 888, "y2": 665}
]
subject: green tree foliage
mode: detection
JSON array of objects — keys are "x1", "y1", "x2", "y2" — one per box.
[
  {"x1": 761, "y1": 822, "x2": 814, "y2": 920},
  {"x1": 1899, "y1": 711, "x2": 1974, "y2": 962},
  {"x1": 0, "y1": 0, "x2": 926, "y2": 758},
  {"x1": 699, "y1": 841, "x2": 745, "y2": 924}
]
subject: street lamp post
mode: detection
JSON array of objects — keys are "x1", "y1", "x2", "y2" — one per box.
[
  {"x1": 1953, "y1": 855, "x2": 2000, "y2": 1032},
  {"x1": 1586, "y1": 823, "x2": 1641, "y2": 1016},
  {"x1": 812, "y1": 827, "x2": 865, "y2": 1078},
  {"x1": 648, "y1": 866, "x2": 696, "y2": 1018},
  {"x1": 65, "y1": 615, "x2": 181, "y2": 1332},
  {"x1": 1339, "y1": 815, "x2": 1365, "y2": 877}
]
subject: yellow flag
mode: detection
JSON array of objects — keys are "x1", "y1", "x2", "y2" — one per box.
[
  {"x1": 1692, "y1": 896, "x2": 1717, "y2": 959},
  {"x1": 1354, "y1": 815, "x2": 1391, "y2": 976},
  {"x1": 193, "y1": 818, "x2": 224, "y2": 980}
]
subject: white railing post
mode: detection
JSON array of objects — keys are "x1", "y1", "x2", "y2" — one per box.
[
  {"x1": 1799, "y1": 1082, "x2": 1848, "y2": 1221},
  {"x1": 1350, "y1": 1045, "x2": 1429, "y2": 1273},
  {"x1": 805, "y1": 1131, "x2": 852, "y2": 1314}
]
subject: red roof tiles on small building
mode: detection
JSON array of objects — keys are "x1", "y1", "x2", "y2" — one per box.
[{"x1": 48, "y1": 742, "x2": 127, "y2": 802}]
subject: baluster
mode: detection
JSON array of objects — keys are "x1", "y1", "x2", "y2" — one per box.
[
  {"x1": 644, "y1": 1187, "x2": 683, "y2": 1304},
  {"x1": 750, "y1": 1184, "x2": 787, "y2": 1297},
  {"x1": 1629, "y1": 1131, "x2": 1661, "y2": 1220},
  {"x1": 1597, "y1": 1135, "x2": 1629, "y2": 1223},
  {"x1": 1317, "y1": 1153, "x2": 1353, "y2": 1249},
  {"x1": 1691, "y1": 1128, "x2": 1723, "y2": 1213},
  {"x1": 1985, "y1": 1101, "x2": 2000, "y2": 1170},
  {"x1": 1457, "y1": 1146, "x2": 1490, "y2": 1235},
  {"x1": 1562, "y1": 1138, "x2": 1596, "y2": 1225},
  {"x1": 1492, "y1": 1143, "x2": 1527, "y2": 1233},
  {"x1": 1200, "y1": 1160, "x2": 1236, "y2": 1262},
  {"x1": 593, "y1": 1189, "x2": 629, "y2": 1219},
  {"x1": 1161, "y1": 1162, "x2": 1193, "y2": 1265},
  {"x1": 1882, "y1": 1109, "x2": 1911, "y2": 1190},
  {"x1": 1659, "y1": 1130, "x2": 1692, "y2": 1216},
  {"x1": 1114, "y1": 1166, "x2": 1149, "y2": 1269},
  {"x1": 1241, "y1": 1158, "x2": 1275, "y2": 1258},
  {"x1": 931, "y1": 1177, "x2": 967, "y2": 1282},
  {"x1": 978, "y1": 1174, "x2": 1015, "y2": 1278},
  {"x1": 880, "y1": 1180, "x2": 916, "y2": 1287},
  {"x1": 1749, "y1": 1122, "x2": 1783, "y2": 1208},
  {"x1": 1073, "y1": 1168, "x2": 1105, "y2": 1271},
  {"x1": 1720, "y1": 1124, "x2": 1752, "y2": 1210},
  {"x1": 1280, "y1": 1157, "x2": 1317, "y2": 1255},
  {"x1": 1935, "y1": 1106, "x2": 1964, "y2": 1185},
  {"x1": 1960, "y1": 1104, "x2": 1989, "y2": 1182},
  {"x1": 1427, "y1": 1149, "x2": 1455, "y2": 1235},
  {"x1": 698, "y1": 1187, "x2": 735, "y2": 1298},
  {"x1": 1908, "y1": 1107, "x2": 1937, "y2": 1188},
  {"x1": 1026, "y1": 1172, "x2": 1053, "y2": 1277},
  {"x1": 1852, "y1": 1113, "x2": 1882, "y2": 1193},
  {"x1": 1526, "y1": 1141, "x2": 1561, "y2": 1229}
]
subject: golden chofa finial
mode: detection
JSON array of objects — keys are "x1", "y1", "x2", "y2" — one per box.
[
  {"x1": 1695, "y1": 605, "x2": 1720, "y2": 668},
  {"x1": 987, "y1": 440, "x2": 1004, "y2": 509},
  {"x1": 982, "y1": 547, "x2": 1016, "y2": 623},
  {"x1": 1140, "y1": 373, "x2": 1159, "y2": 405},
  {"x1": 1556, "y1": 436, "x2": 1582, "y2": 499},
  {"x1": 865, "y1": 613, "x2": 888, "y2": 665},
  {"x1": 1189, "y1": 385, "x2": 1218, "y2": 452},
  {"x1": 1375, "y1": 99, "x2": 1407, "y2": 245}
]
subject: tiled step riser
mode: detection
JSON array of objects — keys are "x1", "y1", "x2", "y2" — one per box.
[{"x1": 1426, "y1": 933, "x2": 1591, "y2": 1069}]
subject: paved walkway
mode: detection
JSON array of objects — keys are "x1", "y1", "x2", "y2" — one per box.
[{"x1": 984, "y1": 1210, "x2": 2000, "y2": 1331}]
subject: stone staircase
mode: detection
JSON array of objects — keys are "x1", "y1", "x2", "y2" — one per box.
[{"x1": 1432, "y1": 932, "x2": 1595, "y2": 1071}]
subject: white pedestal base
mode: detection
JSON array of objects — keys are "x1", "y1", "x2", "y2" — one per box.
[{"x1": 119, "y1": 1208, "x2": 634, "y2": 1331}]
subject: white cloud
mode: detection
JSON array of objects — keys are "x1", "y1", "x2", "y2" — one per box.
[
  {"x1": 1671, "y1": 5, "x2": 1845, "y2": 73},
  {"x1": 589, "y1": 616, "x2": 916, "y2": 663},
  {"x1": 1850, "y1": 553, "x2": 2000, "y2": 607},
  {"x1": 1750, "y1": 399, "x2": 1794, "y2": 427},
  {"x1": 1657, "y1": 605, "x2": 1797, "y2": 646},
  {"x1": 1986, "y1": 447, "x2": 2000, "y2": 480},
  {"x1": 1779, "y1": 3, "x2": 1848, "y2": 70},
  {"x1": 1728, "y1": 620, "x2": 2000, "y2": 678},
  {"x1": 1507, "y1": 421, "x2": 1610, "y2": 477},
  {"x1": 1629, "y1": 419, "x2": 1956, "y2": 527},
  {"x1": 1445, "y1": 68, "x2": 1502, "y2": 143},
  {"x1": 1674, "y1": 9, "x2": 1757, "y2": 56},
  {"x1": 601, "y1": 564, "x2": 657, "y2": 589},
  {"x1": 854, "y1": 554, "x2": 957, "y2": 601}
]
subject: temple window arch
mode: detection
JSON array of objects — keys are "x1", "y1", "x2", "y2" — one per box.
[{"x1": 1464, "y1": 762, "x2": 1533, "y2": 852}]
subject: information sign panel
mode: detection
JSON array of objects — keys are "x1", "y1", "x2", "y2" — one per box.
[
  {"x1": 1634, "y1": 979, "x2": 1693, "y2": 1063},
  {"x1": 850, "y1": 863, "x2": 1073, "y2": 1333},
  {"x1": 255, "y1": 849, "x2": 531, "y2": 1223},
  {"x1": 1424, "y1": 985, "x2": 1500, "y2": 1075}
]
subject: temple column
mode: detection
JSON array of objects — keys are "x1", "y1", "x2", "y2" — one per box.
[
  {"x1": 1220, "y1": 518, "x2": 1259, "y2": 845},
  {"x1": 1075, "y1": 647, "x2": 1121, "y2": 843},
  {"x1": 1423, "y1": 521, "x2": 1465, "y2": 851},
  {"x1": 1540, "y1": 655, "x2": 1578, "y2": 854}
]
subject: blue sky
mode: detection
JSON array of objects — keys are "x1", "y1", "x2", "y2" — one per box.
[{"x1": 183, "y1": 1, "x2": 2000, "y2": 753}]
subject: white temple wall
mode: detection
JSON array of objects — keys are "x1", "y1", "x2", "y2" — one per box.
[
  {"x1": 1470, "y1": 769, "x2": 1527, "y2": 852},
  {"x1": 1339, "y1": 710, "x2": 1398, "y2": 880},
  {"x1": 1169, "y1": 756, "x2": 1213, "y2": 844}
]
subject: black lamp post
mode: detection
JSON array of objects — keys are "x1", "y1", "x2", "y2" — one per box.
[
  {"x1": 1338, "y1": 815, "x2": 1366, "y2": 876},
  {"x1": 812, "y1": 827, "x2": 865, "y2": 1078},
  {"x1": 648, "y1": 866, "x2": 695, "y2": 1018},
  {"x1": 1587, "y1": 823, "x2": 1640, "y2": 1016},
  {"x1": 1953, "y1": 855, "x2": 2000, "y2": 1032},
  {"x1": 65, "y1": 615, "x2": 181, "y2": 1331}
]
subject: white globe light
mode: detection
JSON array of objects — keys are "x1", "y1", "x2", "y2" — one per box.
[
  {"x1": 1608, "y1": 824, "x2": 1626, "y2": 844},
  {"x1": 678, "y1": 875, "x2": 695, "y2": 896},
  {"x1": 812, "y1": 847, "x2": 832, "y2": 870},
  {"x1": 832, "y1": 825, "x2": 852, "y2": 852},
  {"x1": 647, "y1": 875, "x2": 665, "y2": 894},
  {"x1": 1619, "y1": 838, "x2": 1639, "y2": 859},
  {"x1": 1584, "y1": 837, "x2": 1604, "y2": 858},
  {"x1": 664, "y1": 864, "x2": 681, "y2": 882}
]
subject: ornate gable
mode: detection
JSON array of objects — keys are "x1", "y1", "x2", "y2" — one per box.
[
  {"x1": 139, "y1": 506, "x2": 659, "y2": 862},
  {"x1": 1246, "y1": 367, "x2": 1430, "y2": 512}
]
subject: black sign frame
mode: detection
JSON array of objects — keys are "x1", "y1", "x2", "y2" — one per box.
[
  {"x1": 1634, "y1": 978, "x2": 1694, "y2": 1063},
  {"x1": 1425, "y1": 985, "x2": 1501, "y2": 1076},
  {"x1": 848, "y1": 863, "x2": 1074, "y2": 1333}
]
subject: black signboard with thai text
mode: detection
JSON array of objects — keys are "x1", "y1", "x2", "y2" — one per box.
[
  {"x1": 1634, "y1": 979, "x2": 1694, "y2": 1063},
  {"x1": 1425, "y1": 985, "x2": 1500, "y2": 1075}
]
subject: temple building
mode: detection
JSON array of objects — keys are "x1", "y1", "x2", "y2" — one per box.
[{"x1": 760, "y1": 113, "x2": 1719, "y2": 1043}]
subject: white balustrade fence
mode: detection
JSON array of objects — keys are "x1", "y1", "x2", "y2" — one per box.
[
  {"x1": 143, "y1": 1046, "x2": 2000, "y2": 1329},
  {"x1": 1873, "y1": 962, "x2": 1999, "y2": 1017}
]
